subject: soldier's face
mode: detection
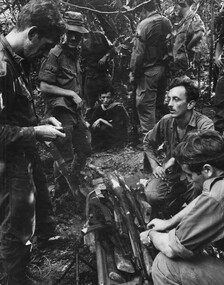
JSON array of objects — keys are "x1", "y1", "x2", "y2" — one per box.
[
  {"x1": 181, "y1": 164, "x2": 205, "y2": 190},
  {"x1": 66, "y1": 30, "x2": 83, "y2": 48},
  {"x1": 24, "y1": 34, "x2": 56, "y2": 59},
  {"x1": 100, "y1": 92, "x2": 112, "y2": 107},
  {"x1": 167, "y1": 86, "x2": 193, "y2": 118},
  {"x1": 174, "y1": 4, "x2": 184, "y2": 17}
]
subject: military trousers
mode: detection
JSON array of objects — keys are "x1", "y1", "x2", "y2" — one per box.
[{"x1": 136, "y1": 65, "x2": 167, "y2": 135}]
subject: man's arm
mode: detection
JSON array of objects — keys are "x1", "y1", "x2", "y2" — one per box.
[
  {"x1": 130, "y1": 27, "x2": 146, "y2": 80},
  {"x1": 215, "y1": 41, "x2": 224, "y2": 69},
  {"x1": 147, "y1": 195, "x2": 200, "y2": 231},
  {"x1": 187, "y1": 30, "x2": 204, "y2": 51},
  {"x1": 40, "y1": 81, "x2": 82, "y2": 105},
  {"x1": 143, "y1": 122, "x2": 166, "y2": 178}
]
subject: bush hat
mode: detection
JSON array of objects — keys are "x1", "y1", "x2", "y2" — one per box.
[{"x1": 64, "y1": 11, "x2": 88, "y2": 33}]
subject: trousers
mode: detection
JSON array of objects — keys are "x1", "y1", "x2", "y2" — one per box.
[
  {"x1": 152, "y1": 252, "x2": 224, "y2": 285},
  {"x1": 136, "y1": 65, "x2": 167, "y2": 135}
]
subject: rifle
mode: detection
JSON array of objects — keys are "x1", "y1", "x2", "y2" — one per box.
[
  {"x1": 107, "y1": 173, "x2": 151, "y2": 283},
  {"x1": 44, "y1": 141, "x2": 80, "y2": 198}
]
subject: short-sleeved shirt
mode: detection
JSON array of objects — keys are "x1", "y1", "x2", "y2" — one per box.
[
  {"x1": 169, "y1": 176, "x2": 224, "y2": 257},
  {"x1": 39, "y1": 44, "x2": 81, "y2": 115},
  {"x1": 0, "y1": 35, "x2": 36, "y2": 157},
  {"x1": 130, "y1": 12, "x2": 172, "y2": 77},
  {"x1": 173, "y1": 10, "x2": 205, "y2": 65},
  {"x1": 143, "y1": 110, "x2": 214, "y2": 166}
]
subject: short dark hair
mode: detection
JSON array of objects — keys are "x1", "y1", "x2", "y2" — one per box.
[
  {"x1": 168, "y1": 76, "x2": 199, "y2": 102},
  {"x1": 175, "y1": 130, "x2": 224, "y2": 173},
  {"x1": 99, "y1": 85, "x2": 114, "y2": 97},
  {"x1": 16, "y1": 0, "x2": 65, "y2": 43}
]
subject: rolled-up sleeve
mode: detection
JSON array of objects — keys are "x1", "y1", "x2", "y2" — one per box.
[
  {"x1": 39, "y1": 53, "x2": 58, "y2": 84},
  {"x1": 173, "y1": 193, "x2": 224, "y2": 256}
]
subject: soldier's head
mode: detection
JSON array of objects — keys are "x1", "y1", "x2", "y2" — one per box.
[
  {"x1": 174, "y1": 0, "x2": 194, "y2": 17},
  {"x1": 174, "y1": 130, "x2": 224, "y2": 189},
  {"x1": 167, "y1": 76, "x2": 199, "y2": 118},
  {"x1": 137, "y1": 0, "x2": 156, "y2": 19},
  {"x1": 63, "y1": 11, "x2": 88, "y2": 49},
  {"x1": 99, "y1": 86, "x2": 114, "y2": 108},
  {"x1": 14, "y1": 0, "x2": 65, "y2": 59}
]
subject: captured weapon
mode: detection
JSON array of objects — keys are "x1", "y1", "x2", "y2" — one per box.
[{"x1": 107, "y1": 173, "x2": 151, "y2": 283}]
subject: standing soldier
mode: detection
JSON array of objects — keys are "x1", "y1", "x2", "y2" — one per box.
[
  {"x1": 129, "y1": 0, "x2": 172, "y2": 136},
  {"x1": 0, "y1": 0, "x2": 65, "y2": 283},
  {"x1": 173, "y1": 0, "x2": 205, "y2": 76},
  {"x1": 81, "y1": 31, "x2": 115, "y2": 113},
  {"x1": 39, "y1": 12, "x2": 92, "y2": 198}
]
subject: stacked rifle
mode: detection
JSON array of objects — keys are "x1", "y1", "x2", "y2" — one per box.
[{"x1": 82, "y1": 172, "x2": 154, "y2": 285}]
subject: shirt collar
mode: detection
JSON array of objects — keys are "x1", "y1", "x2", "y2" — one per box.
[
  {"x1": 170, "y1": 110, "x2": 197, "y2": 129},
  {"x1": 0, "y1": 34, "x2": 24, "y2": 65},
  {"x1": 203, "y1": 176, "x2": 224, "y2": 193}
]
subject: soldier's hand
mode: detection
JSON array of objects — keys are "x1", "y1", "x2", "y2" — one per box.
[
  {"x1": 71, "y1": 92, "x2": 82, "y2": 106},
  {"x1": 40, "y1": 117, "x2": 62, "y2": 128},
  {"x1": 147, "y1": 218, "x2": 169, "y2": 232},
  {"x1": 98, "y1": 55, "x2": 107, "y2": 66},
  {"x1": 140, "y1": 230, "x2": 151, "y2": 245},
  {"x1": 34, "y1": 125, "x2": 66, "y2": 141},
  {"x1": 215, "y1": 55, "x2": 224, "y2": 69},
  {"x1": 153, "y1": 166, "x2": 166, "y2": 180}
]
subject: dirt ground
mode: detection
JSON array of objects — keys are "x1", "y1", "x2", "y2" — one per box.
[{"x1": 0, "y1": 101, "x2": 215, "y2": 285}]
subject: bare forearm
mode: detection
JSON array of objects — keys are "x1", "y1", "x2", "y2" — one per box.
[
  {"x1": 40, "y1": 81, "x2": 75, "y2": 98},
  {"x1": 149, "y1": 231, "x2": 175, "y2": 258},
  {"x1": 166, "y1": 196, "x2": 200, "y2": 227}
]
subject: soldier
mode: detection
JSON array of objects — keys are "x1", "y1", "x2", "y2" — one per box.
[
  {"x1": 173, "y1": 0, "x2": 205, "y2": 76},
  {"x1": 141, "y1": 130, "x2": 224, "y2": 285},
  {"x1": 143, "y1": 77, "x2": 214, "y2": 219},
  {"x1": 39, "y1": 11, "x2": 92, "y2": 197},
  {"x1": 0, "y1": 0, "x2": 65, "y2": 283},
  {"x1": 81, "y1": 31, "x2": 115, "y2": 112},
  {"x1": 129, "y1": 0, "x2": 172, "y2": 136}
]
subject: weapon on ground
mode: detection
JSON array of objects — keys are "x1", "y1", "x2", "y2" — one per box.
[{"x1": 107, "y1": 173, "x2": 151, "y2": 283}]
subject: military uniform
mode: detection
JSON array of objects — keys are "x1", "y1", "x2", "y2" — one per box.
[
  {"x1": 0, "y1": 34, "x2": 54, "y2": 284},
  {"x1": 152, "y1": 177, "x2": 224, "y2": 285},
  {"x1": 39, "y1": 44, "x2": 91, "y2": 194},
  {"x1": 81, "y1": 31, "x2": 115, "y2": 108},
  {"x1": 130, "y1": 11, "x2": 172, "y2": 134},
  {"x1": 173, "y1": 9, "x2": 205, "y2": 74}
]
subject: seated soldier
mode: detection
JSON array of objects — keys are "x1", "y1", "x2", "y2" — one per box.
[
  {"x1": 89, "y1": 86, "x2": 129, "y2": 151},
  {"x1": 141, "y1": 130, "x2": 224, "y2": 285},
  {"x1": 143, "y1": 76, "x2": 214, "y2": 218}
]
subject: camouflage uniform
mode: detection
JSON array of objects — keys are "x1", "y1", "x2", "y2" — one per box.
[
  {"x1": 39, "y1": 44, "x2": 91, "y2": 194},
  {"x1": 173, "y1": 9, "x2": 205, "y2": 74},
  {"x1": 130, "y1": 11, "x2": 172, "y2": 134},
  {"x1": 0, "y1": 34, "x2": 53, "y2": 284},
  {"x1": 81, "y1": 31, "x2": 115, "y2": 109}
]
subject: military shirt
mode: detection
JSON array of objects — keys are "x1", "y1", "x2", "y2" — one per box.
[
  {"x1": 173, "y1": 10, "x2": 205, "y2": 67},
  {"x1": 39, "y1": 44, "x2": 81, "y2": 115},
  {"x1": 81, "y1": 31, "x2": 114, "y2": 72},
  {"x1": 143, "y1": 110, "x2": 214, "y2": 166},
  {"x1": 130, "y1": 12, "x2": 172, "y2": 78},
  {"x1": 0, "y1": 35, "x2": 36, "y2": 156},
  {"x1": 169, "y1": 176, "x2": 224, "y2": 257}
]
